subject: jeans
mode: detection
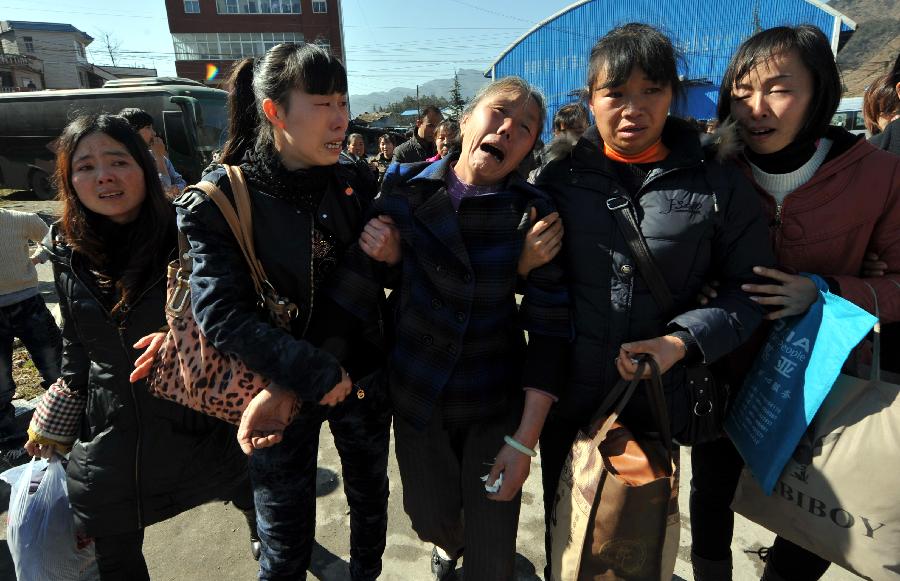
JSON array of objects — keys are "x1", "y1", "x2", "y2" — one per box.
[
  {"x1": 0, "y1": 295, "x2": 62, "y2": 440},
  {"x1": 690, "y1": 437, "x2": 831, "y2": 579},
  {"x1": 250, "y1": 393, "x2": 390, "y2": 581}
]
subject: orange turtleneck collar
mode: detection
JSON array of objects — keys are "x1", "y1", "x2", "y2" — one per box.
[{"x1": 603, "y1": 139, "x2": 669, "y2": 164}]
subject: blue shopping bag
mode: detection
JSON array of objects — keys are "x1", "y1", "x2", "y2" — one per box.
[{"x1": 724, "y1": 275, "x2": 877, "y2": 495}]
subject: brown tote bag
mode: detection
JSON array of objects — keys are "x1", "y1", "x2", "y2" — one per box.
[
  {"x1": 550, "y1": 356, "x2": 679, "y2": 581},
  {"x1": 147, "y1": 164, "x2": 299, "y2": 425}
]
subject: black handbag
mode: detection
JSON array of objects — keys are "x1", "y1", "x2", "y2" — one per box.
[{"x1": 606, "y1": 193, "x2": 728, "y2": 446}]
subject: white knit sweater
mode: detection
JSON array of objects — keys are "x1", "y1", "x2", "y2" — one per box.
[
  {"x1": 748, "y1": 138, "x2": 833, "y2": 205},
  {"x1": 0, "y1": 209, "x2": 50, "y2": 299}
]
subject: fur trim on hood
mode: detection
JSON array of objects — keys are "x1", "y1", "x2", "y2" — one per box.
[
  {"x1": 541, "y1": 130, "x2": 582, "y2": 166},
  {"x1": 706, "y1": 117, "x2": 743, "y2": 163},
  {"x1": 542, "y1": 117, "x2": 744, "y2": 166}
]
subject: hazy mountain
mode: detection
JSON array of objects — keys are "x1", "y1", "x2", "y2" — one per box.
[
  {"x1": 349, "y1": 68, "x2": 489, "y2": 116},
  {"x1": 831, "y1": 0, "x2": 900, "y2": 95}
]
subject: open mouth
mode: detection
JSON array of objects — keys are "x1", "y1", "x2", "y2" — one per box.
[
  {"x1": 620, "y1": 126, "x2": 644, "y2": 134},
  {"x1": 747, "y1": 127, "x2": 775, "y2": 137},
  {"x1": 325, "y1": 141, "x2": 342, "y2": 151},
  {"x1": 98, "y1": 192, "x2": 124, "y2": 200},
  {"x1": 480, "y1": 143, "x2": 505, "y2": 163}
]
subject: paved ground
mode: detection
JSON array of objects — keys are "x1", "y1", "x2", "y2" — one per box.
[{"x1": 0, "y1": 192, "x2": 859, "y2": 580}]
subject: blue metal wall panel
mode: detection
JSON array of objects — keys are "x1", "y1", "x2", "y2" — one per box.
[{"x1": 493, "y1": 0, "x2": 843, "y2": 140}]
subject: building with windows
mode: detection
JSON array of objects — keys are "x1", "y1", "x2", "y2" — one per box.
[
  {"x1": 164, "y1": 0, "x2": 344, "y2": 86},
  {"x1": 0, "y1": 21, "x2": 96, "y2": 89},
  {"x1": 486, "y1": 0, "x2": 857, "y2": 140}
]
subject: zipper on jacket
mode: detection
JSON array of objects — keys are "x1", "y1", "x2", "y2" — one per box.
[
  {"x1": 68, "y1": 253, "x2": 164, "y2": 530},
  {"x1": 299, "y1": 218, "x2": 315, "y2": 338},
  {"x1": 116, "y1": 274, "x2": 164, "y2": 531},
  {"x1": 118, "y1": 325, "x2": 145, "y2": 529}
]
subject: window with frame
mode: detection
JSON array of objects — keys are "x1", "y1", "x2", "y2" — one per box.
[
  {"x1": 184, "y1": 0, "x2": 201, "y2": 13},
  {"x1": 314, "y1": 37, "x2": 330, "y2": 53},
  {"x1": 312, "y1": 1, "x2": 326, "y2": 13},
  {"x1": 23, "y1": 36, "x2": 34, "y2": 53},
  {"x1": 172, "y1": 32, "x2": 304, "y2": 60},
  {"x1": 216, "y1": 0, "x2": 299, "y2": 13}
]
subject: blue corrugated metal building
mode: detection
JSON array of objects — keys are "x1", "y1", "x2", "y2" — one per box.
[{"x1": 486, "y1": 0, "x2": 856, "y2": 140}]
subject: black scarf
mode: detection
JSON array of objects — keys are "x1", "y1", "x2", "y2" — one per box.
[{"x1": 241, "y1": 144, "x2": 333, "y2": 211}]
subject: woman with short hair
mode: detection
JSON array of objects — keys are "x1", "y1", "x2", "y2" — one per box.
[
  {"x1": 690, "y1": 26, "x2": 900, "y2": 581},
  {"x1": 334, "y1": 76, "x2": 569, "y2": 580},
  {"x1": 533, "y1": 22, "x2": 773, "y2": 576}
]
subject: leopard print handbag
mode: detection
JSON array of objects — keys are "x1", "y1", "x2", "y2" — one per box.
[{"x1": 147, "y1": 165, "x2": 299, "y2": 425}]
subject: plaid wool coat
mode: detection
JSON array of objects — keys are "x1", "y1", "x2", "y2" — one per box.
[{"x1": 329, "y1": 155, "x2": 571, "y2": 429}]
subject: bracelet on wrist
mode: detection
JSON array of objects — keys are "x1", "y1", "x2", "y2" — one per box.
[{"x1": 504, "y1": 435, "x2": 537, "y2": 458}]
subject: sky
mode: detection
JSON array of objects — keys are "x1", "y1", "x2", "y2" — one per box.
[{"x1": 0, "y1": 0, "x2": 577, "y2": 95}]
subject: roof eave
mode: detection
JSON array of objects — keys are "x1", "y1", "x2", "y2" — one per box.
[
  {"x1": 802, "y1": 0, "x2": 857, "y2": 29},
  {"x1": 483, "y1": 0, "x2": 592, "y2": 76}
]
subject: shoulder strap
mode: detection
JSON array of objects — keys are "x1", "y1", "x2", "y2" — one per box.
[
  {"x1": 606, "y1": 195, "x2": 675, "y2": 314},
  {"x1": 191, "y1": 179, "x2": 265, "y2": 298}
]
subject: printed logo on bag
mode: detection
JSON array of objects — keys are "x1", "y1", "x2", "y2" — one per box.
[
  {"x1": 776, "y1": 478, "x2": 887, "y2": 539},
  {"x1": 597, "y1": 539, "x2": 648, "y2": 576}
]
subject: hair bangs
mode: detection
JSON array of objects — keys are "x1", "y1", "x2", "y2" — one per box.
[
  {"x1": 293, "y1": 45, "x2": 348, "y2": 96},
  {"x1": 587, "y1": 23, "x2": 682, "y2": 100}
]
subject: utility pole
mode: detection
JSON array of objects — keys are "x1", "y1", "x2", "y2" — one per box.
[{"x1": 416, "y1": 84, "x2": 420, "y2": 115}]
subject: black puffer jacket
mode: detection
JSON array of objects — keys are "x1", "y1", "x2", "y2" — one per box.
[
  {"x1": 536, "y1": 118, "x2": 774, "y2": 430},
  {"x1": 43, "y1": 226, "x2": 248, "y2": 538}
]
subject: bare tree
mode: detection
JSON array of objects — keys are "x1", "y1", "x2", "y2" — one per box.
[{"x1": 96, "y1": 31, "x2": 123, "y2": 67}]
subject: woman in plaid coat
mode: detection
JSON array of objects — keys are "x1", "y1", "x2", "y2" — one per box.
[{"x1": 329, "y1": 76, "x2": 570, "y2": 581}]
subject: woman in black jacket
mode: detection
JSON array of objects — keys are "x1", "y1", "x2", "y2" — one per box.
[
  {"x1": 533, "y1": 23, "x2": 774, "y2": 573},
  {"x1": 24, "y1": 114, "x2": 253, "y2": 580},
  {"x1": 173, "y1": 45, "x2": 389, "y2": 581}
]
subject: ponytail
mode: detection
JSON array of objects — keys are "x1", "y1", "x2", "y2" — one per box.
[{"x1": 221, "y1": 57, "x2": 258, "y2": 165}]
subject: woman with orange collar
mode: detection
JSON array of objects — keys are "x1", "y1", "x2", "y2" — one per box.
[{"x1": 533, "y1": 23, "x2": 774, "y2": 573}]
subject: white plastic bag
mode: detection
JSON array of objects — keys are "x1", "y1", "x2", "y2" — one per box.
[{"x1": 2, "y1": 456, "x2": 96, "y2": 581}]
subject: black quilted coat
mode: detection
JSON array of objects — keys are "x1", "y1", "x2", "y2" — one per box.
[{"x1": 43, "y1": 225, "x2": 248, "y2": 537}]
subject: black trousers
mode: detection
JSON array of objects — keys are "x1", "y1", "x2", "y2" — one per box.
[
  {"x1": 249, "y1": 395, "x2": 390, "y2": 581},
  {"x1": 92, "y1": 475, "x2": 254, "y2": 581},
  {"x1": 93, "y1": 529, "x2": 148, "y2": 581},
  {"x1": 690, "y1": 437, "x2": 831, "y2": 580},
  {"x1": 393, "y1": 404, "x2": 523, "y2": 581}
]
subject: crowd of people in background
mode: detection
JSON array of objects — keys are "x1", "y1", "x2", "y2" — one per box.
[{"x1": 0, "y1": 18, "x2": 897, "y2": 581}]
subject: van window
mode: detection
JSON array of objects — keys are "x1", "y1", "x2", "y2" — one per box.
[
  {"x1": 830, "y1": 112, "x2": 848, "y2": 129},
  {"x1": 195, "y1": 96, "x2": 228, "y2": 151},
  {"x1": 163, "y1": 111, "x2": 191, "y2": 156}
]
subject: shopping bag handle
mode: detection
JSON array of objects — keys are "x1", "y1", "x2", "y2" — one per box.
[
  {"x1": 589, "y1": 355, "x2": 673, "y2": 474},
  {"x1": 861, "y1": 280, "x2": 897, "y2": 382}
]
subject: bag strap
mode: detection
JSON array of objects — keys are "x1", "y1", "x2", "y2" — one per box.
[
  {"x1": 589, "y1": 355, "x2": 674, "y2": 474},
  {"x1": 605, "y1": 195, "x2": 675, "y2": 314},
  {"x1": 223, "y1": 164, "x2": 264, "y2": 278},
  {"x1": 862, "y1": 281, "x2": 884, "y2": 382},
  {"x1": 192, "y1": 180, "x2": 266, "y2": 298}
]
